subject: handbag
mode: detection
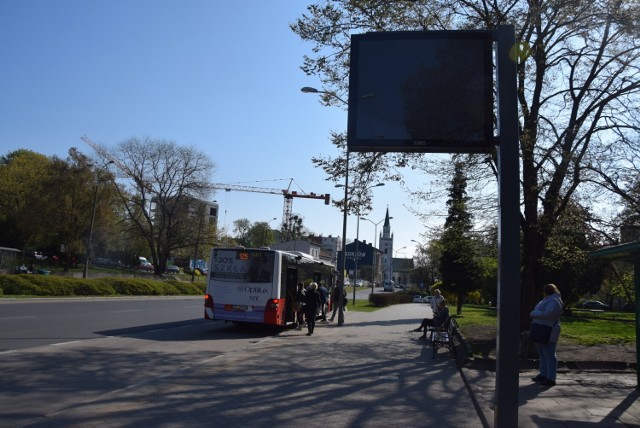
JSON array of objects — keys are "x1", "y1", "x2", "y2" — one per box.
[{"x1": 529, "y1": 322, "x2": 553, "y2": 344}]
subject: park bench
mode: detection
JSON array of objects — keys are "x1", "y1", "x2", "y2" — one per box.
[{"x1": 427, "y1": 316, "x2": 458, "y2": 359}]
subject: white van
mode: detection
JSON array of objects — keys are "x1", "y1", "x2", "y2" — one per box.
[{"x1": 383, "y1": 280, "x2": 394, "y2": 292}]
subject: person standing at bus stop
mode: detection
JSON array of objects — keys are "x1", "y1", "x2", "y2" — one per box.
[
  {"x1": 304, "y1": 282, "x2": 322, "y2": 336},
  {"x1": 318, "y1": 282, "x2": 329, "y2": 322},
  {"x1": 294, "y1": 282, "x2": 306, "y2": 330},
  {"x1": 329, "y1": 280, "x2": 347, "y2": 322},
  {"x1": 530, "y1": 283, "x2": 563, "y2": 387}
]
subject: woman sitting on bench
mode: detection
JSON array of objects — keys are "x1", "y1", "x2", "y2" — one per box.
[{"x1": 413, "y1": 299, "x2": 450, "y2": 339}]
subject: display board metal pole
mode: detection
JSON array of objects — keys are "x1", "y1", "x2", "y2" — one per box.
[{"x1": 494, "y1": 24, "x2": 521, "y2": 428}]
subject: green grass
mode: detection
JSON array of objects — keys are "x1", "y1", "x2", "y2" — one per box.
[
  {"x1": 345, "y1": 299, "x2": 381, "y2": 312},
  {"x1": 450, "y1": 305, "x2": 498, "y2": 326},
  {"x1": 0, "y1": 274, "x2": 205, "y2": 297},
  {"x1": 453, "y1": 305, "x2": 636, "y2": 346}
]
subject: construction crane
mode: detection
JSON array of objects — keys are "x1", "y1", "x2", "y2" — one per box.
[
  {"x1": 81, "y1": 135, "x2": 131, "y2": 179},
  {"x1": 211, "y1": 180, "x2": 330, "y2": 229},
  {"x1": 81, "y1": 136, "x2": 330, "y2": 232}
]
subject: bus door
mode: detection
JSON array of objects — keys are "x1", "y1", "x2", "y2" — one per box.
[{"x1": 284, "y1": 267, "x2": 298, "y2": 324}]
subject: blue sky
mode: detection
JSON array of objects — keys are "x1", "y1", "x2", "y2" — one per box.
[{"x1": 0, "y1": 0, "x2": 433, "y2": 258}]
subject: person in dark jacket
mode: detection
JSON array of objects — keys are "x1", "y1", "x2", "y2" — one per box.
[
  {"x1": 413, "y1": 299, "x2": 450, "y2": 338},
  {"x1": 294, "y1": 282, "x2": 306, "y2": 330},
  {"x1": 329, "y1": 281, "x2": 347, "y2": 322},
  {"x1": 318, "y1": 282, "x2": 329, "y2": 321},
  {"x1": 303, "y1": 282, "x2": 322, "y2": 336}
]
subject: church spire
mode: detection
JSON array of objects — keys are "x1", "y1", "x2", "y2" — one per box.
[{"x1": 382, "y1": 207, "x2": 392, "y2": 239}]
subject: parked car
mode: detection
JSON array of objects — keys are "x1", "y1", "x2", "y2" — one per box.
[
  {"x1": 165, "y1": 265, "x2": 180, "y2": 274},
  {"x1": 185, "y1": 266, "x2": 207, "y2": 275},
  {"x1": 412, "y1": 295, "x2": 424, "y2": 303},
  {"x1": 137, "y1": 262, "x2": 154, "y2": 272},
  {"x1": 581, "y1": 300, "x2": 609, "y2": 310},
  {"x1": 26, "y1": 251, "x2": 47, "y2": 260},
  {"x1": 423, "y1": 295, "x2": 433, "y2": 304},
  {"x1": 94, "y1": 258, "x2": 120, "y2": 268}
]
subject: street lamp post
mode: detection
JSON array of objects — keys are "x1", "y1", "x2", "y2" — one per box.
[
  {"x1": 361, "y1": 217, "x2": 388, "y2": 249},
  {"x1": 340, "y1": 183, "x2": 385, "y2": 305},
  {"x1": 394, "y1": 246, "x2": 407, "y2": 257},
  {"x1": 361, "y1": 215, "x2": 390, "y2": 294},
  {"x1": 390, "y1": 246, "x2": 406, "y2": 285},
  {"x1": 300, "y1": 86, "x2": 347, "y2": 104},
  {"x1": 83, "y1": 161, "x2": 113, "y2": 279},
  {"x1": 354, "y1": 211, "x2": 361, "y2": 302},
  {"x1": 338, "y1": 160, "x2": 349, "y2": 325},
  {"x1": 302, "y1": 84, "x2": 348, "y2": 324}
]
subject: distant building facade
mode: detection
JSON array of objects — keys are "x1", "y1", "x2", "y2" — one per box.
[
  {"x1": 267, "y1": 240, "x2": 323, "y2": 260},
  {"x1": 338, "y1": 239, "x2": 384, "y2": 285}
]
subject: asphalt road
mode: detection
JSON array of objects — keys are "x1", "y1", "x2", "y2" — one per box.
[{"x1": 0, "y1": 297, "x2": 281, "y2": 427}]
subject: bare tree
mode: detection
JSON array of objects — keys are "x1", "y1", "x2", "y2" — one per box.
[{"x1": 104, "y1": 137, "x2": 215, "y2": 274}]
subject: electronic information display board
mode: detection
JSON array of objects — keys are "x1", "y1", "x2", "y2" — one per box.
[{"x1": 347, "y1": 31, "x2": 495, "y2": 153}]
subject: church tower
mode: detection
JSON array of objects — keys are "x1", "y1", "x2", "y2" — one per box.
[{"x1": 379, "y1": 208, "x2": 394, "y2": 281}]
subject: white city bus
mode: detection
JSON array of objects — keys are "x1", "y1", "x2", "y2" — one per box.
[{"x1": 204, "y1": 247, "x2": 335, "y2": 327}]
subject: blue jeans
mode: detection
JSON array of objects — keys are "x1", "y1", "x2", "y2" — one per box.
[{"x1": 535, "y1": 341, "x2": 558, "y2": 381}]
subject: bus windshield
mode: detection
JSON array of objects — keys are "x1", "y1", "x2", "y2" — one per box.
[{"x1": 210, "y1": 249, "x2": 275, "y2": 283}]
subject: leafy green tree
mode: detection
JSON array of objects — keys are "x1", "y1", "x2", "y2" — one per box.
[
  {"x1": 0, "y1": 150, "x2": 51, "y2": 249},
  {"x1": 39, "y1": 149, "x2": 119, "y2": 271},
  {"x1": 293, "y1": 0, "x2": 640, "y2": 327},
  {"x1": 611, "y1": 175, "x2": 640, "y2": 236},
  {"x1": 411, "y1": 238, "x2": 442, "y2": 289},
  {"x1": 540, "y1": 201, "x2": 607, "y2": 305},
  {"x1": 608, "y1": 265, "x2": 634, "y2": 305},
  {"x1": 281, "y1": 214, "x2": 307, "y2": 241},
  {"x1": 233, "y1": 218, "x2": 252, "y2": 247},
  {"x1": 473, "y1": 225, "x2": 498, "y2": 305},
  {"x1": 439, "y1": 160, "x2": 481, "y2": 314},
  {"x1": 233, "y1": 220, "x2": 279, "y2": 248},
  {"x1": 248, "y1": 221, "x2": 275, "y2": 247}
]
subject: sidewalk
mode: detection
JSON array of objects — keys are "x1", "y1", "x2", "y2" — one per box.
[
  {"x1": 34, "y1": 304, "x2": 484, "y2": 427},
  {"x1": 462, "y1": 365, "x2": 640, "y2": 427},
  {"x1": 27, "y1": 303, "x2": 640, "y2": 427}
]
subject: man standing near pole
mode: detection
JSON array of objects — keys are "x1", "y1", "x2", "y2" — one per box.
[
  {"x1": 329, "y1": 279, "x2": 346, "y2": 322},
  {"x1": 318, "y1": 282, "x2": 329, "y2": 322}
]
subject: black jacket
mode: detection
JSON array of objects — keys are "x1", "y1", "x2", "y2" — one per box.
[
  {"x1": 304, "y1": 290, "x2": 322, "y2": 314},
  {"x1": 433, "y1": 307, "x2": 450, "y2": 327}
]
